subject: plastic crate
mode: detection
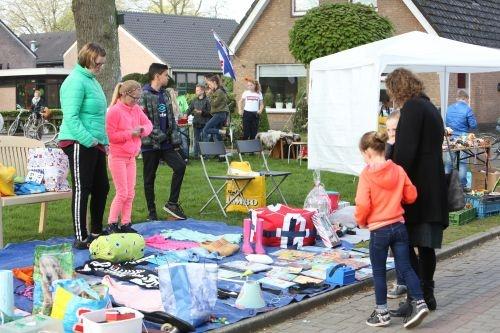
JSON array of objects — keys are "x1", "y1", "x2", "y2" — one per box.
[
  {"x1": 449, "y1": 207, "x2": 476, "y2": 225},
  {"x1": 465, "y1": 194, "x2": 500, "y2": 218}
]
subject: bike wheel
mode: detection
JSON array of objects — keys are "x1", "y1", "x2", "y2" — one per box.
[
  {"x1": 490, "y1": 139, "x2": 500, "y2": 161},
  {"x1": 7, "y1": 119, "x2": 20, "y2": 136},
  {"x1": 37, "y1": 122, "x2": 58, "y2": 144}
]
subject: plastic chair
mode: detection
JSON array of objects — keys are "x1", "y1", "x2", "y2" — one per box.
[
  {"x1": 198, "y1": 141, "x2": 255, "y2": 218},
  {"x1": 236, "y1": 139, "x2": 292, "y2": 205}
]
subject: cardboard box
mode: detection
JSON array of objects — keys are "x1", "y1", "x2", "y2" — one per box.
[{"x1": 471, "y1": 167, "x2": 500, "y2": 191}]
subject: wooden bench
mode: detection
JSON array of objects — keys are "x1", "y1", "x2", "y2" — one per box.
[{"x1": 0, "y1": 136, "x2": 72, "y2": 248}]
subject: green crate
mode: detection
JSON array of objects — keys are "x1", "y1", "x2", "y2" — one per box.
[{"x1": 449, "y1": 207, "x2": 476, "y2": 226}]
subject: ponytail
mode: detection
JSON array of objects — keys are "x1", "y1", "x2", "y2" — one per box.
[
  {"x1": 109, "y1": 80, "x2": 142, "y2": 107},
  {"x1": 359, "y1": 131, "x2": 388, "y2": 153},
  {"x1": 109, "y1": 82, "x2": 122, "y2": 107}
]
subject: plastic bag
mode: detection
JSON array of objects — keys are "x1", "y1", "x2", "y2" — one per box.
[
  {"x1": 226, "y1": 161, "x2": 266, "y2": 213},
  {"x1": 50, "y1": 278, "x2": 110, "y2": 333},
  {"x1": 33, "y1": 244, "x2": 74, "y2": 315},
  {"x1": 303, "y1": 170, "x2": 331, "y2": 215},
  {"x1": 0, "y1": 163, "x2": 16, "y2": 196},
  {"x1": 330, "y1": 206, "x2": 357, "y2": 229},
  {"x1": 312, "y1": 213, "x2": 341, "y2": 248},
  {"x1": 158, "y1": 263, "x2": 217, "y2": 327},
  {"x1": 27, "y1": 148, "x2": 70, "y2": 192}
]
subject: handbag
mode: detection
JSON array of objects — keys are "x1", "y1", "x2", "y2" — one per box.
[{"x1": 444, "y1": 134, "x2": 465, "y2": 212}]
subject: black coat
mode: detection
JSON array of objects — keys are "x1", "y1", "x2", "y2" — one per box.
[{"x1": 393, "y1": 95, "x2": 449, "y2": 228}]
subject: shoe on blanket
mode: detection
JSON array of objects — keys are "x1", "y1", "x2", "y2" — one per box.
[
  {"x1": 201, "y1": 238, "x2": 240, "y2": 257},
  {"x1": 73, "y1": 234, "x2": 96, "y2": 250},
  {"x1": 120, "y1": 223, "x2": 138, "y2": 234}
]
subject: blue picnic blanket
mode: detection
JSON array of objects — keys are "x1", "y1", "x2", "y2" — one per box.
[{"x1": 0, "y1": 219, "x2": 367, "y2": 332}]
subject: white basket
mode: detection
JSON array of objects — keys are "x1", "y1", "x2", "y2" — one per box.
[{"x1": 81, "y1": 307, "x2": 144, "y2": 333}]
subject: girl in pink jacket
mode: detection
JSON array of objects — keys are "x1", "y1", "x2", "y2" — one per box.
[{"x1": 105, "y1": 80, "x2": 152, "y2": 234}]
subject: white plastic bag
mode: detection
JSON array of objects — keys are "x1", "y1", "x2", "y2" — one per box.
[
  {"x1": 330, "y1": 206, "x2": 357, "y2": 229},
  {"x1": 303, "y1": 170, "x2": 331, "y2": 215}
]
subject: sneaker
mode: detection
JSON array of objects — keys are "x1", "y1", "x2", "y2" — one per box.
[
  {"x1": 388, "y1": 284, "x2": 407, "y2": 299},
  {"x1": 390, "y1": 299, "x2": 413, "y2": 317},
  {"x1": 120, "y1": 223, "x2": 138, "y2": 233},
  {"x1": 146, "y1": 211, "x2": 158, "y2": 221},
  {"x1": 403, "y1": 300, "x2": 429, "y2": 329},
  {"x1": 366, "y1": 310, "x2": 391, "y2": 327},
  {"x1": 163, "y1": 202, "x2": 187, "y2": 220},
  {"x1": 72, "y1": 234, "x2": 95, "y2": 250},
  {"x1": 102, "y1": 223, "x2": 121, "y2": 235}
]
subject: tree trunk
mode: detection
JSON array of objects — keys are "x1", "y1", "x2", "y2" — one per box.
[{"x1": 72, "y1": 0, "x2": 121, "y2": 102}]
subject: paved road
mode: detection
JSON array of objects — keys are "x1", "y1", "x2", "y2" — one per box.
[{"x1": 259, "y1": 236, "x2": 500, "y2": 333}]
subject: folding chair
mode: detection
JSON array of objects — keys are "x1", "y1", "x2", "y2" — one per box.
[
  {"x1": 236, "y1": 139, "x2": 292, "y2": 205},
  {"x1": 199, "y1": 141, "x2": 255, "y2": 218}
]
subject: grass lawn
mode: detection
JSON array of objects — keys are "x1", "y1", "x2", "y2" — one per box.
[{"x1": 2, "y1": 155, "x2": 499, "y2": 245}]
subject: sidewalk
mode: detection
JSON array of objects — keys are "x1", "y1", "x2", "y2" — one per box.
[{"x1": 259, "y1": 236, "x2": 500, "y2": 333}]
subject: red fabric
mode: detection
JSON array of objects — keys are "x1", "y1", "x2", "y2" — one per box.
[
  {"x1": 251, "y1": 204, "x2": 316, "y2": 248},
  {"x1": 355, "y1": 160, "x2": 417, "y2": 231},
  {"x1": 12, "y1": 266, "x2": 34, "y2": 285}
]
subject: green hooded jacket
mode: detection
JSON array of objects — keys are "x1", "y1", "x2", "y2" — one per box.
[{"x1": 58, "y1": 64, "x2": 109, "y2": 147}]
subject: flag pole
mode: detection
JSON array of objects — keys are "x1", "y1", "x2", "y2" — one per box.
[{"x1": 211, "y1": 29, "x2": 246, "y2": 68}]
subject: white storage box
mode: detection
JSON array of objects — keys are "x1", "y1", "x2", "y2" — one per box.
[{"x1": 81, "y1": 307, "x2": 144, "y2": 333}]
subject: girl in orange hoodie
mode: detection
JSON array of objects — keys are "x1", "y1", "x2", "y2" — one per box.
[{"x1": 355, "y1": 131, "x2": 429, "y2": 329}]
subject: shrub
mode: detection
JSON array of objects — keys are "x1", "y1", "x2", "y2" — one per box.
[
  {"x1": 289, "y1": 3, "x2": 393, "y2": 64},
  {"x1": 263, "y1": 87, "x2": 275, "y2": 107},
  {"x1": 122, "y1": 72, "x2": 149, "y2": 85}
]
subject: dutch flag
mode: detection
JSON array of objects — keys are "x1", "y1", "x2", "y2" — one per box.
[{"x1": 213, "y1": 31, "x2": 236, "y2": 80}]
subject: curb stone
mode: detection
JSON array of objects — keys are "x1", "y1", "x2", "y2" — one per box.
[{"x1": 214, "y1": 225, "x2": 500, "y2": 333}]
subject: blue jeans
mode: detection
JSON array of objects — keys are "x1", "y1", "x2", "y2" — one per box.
[
  {"x1": 370, "y1": 223, "x2": 423, "y2": 305},
  {"x1": 179, "y1": 127, "x2": 189, "y2": 159},
  {"x1": 444, "y1": 151, "x2": 468, "y2": 188},
  {"x1": 193, "y1": 127, "x2": 203, "y2": 157},
  {"x1": 202, "y1": 112, "x2": 227, "y2": 142}
]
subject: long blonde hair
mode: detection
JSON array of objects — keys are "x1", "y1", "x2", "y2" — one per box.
[{"x1": 110, "y1": 80, "x2": 142, "y2": 107}]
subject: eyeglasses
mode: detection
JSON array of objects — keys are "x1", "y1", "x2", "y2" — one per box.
[
  {"x1": 126, "y1": 93, "x2": 142, "y2": 102},
  {"x1": 95, "y1": 61, "x2": 106, "y2": 67}
]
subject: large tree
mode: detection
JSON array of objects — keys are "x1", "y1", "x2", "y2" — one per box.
[
  {"x1": 0, "y1": 0, "x2": 73, "y2": 34},
  {"x1": 289, "y1": 3, "x2": 393, "y2": 65},
  {"x1": 72, "y1": 0, "x2": 121, "y2": 102}
]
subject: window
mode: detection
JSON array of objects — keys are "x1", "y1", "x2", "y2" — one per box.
[
  {"x1": 14, "y1": 77, "x2": 64, "y2": 109},
  {"x1": 292, "y1": 0, "x2": 319, "y2": 16},
  {"x1": 175, "y1": 72, "x2": 205, "y2": 94},
  {"x1": 351, "y1": 0, "x2": 377, "y2": 7},
  {"x1": 257, "y1": 64, "x2": 307, "y2": 110},
  {"x1": 457, "y1": 73, "x2": 468, "y2": 89}
]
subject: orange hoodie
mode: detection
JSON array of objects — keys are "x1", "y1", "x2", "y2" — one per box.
[{"x1": 355, "y1": 160, "x2": 417, "y2": 231}]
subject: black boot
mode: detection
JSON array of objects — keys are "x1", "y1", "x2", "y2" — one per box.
[
  {"x1": 389, "y1": 298, "x2": 412, "y2": 317},
  {"x1": 422, "y1": 280, "x2": 437, "y2": 311}
]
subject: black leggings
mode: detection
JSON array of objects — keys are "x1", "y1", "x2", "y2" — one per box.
[{"x1": 409, "y1": 246, "x2": 436, "y2": 282}]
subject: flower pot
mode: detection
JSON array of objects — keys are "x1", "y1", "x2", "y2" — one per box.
[
  {"x1": 285, "y1": 102, "x2": 293, "y2": 109},
  {"x1": 275, "y1": 102, "x2": 283, "y2": 109}
]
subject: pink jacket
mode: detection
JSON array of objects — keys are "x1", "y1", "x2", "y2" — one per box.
[{"x1": 106, "y1": 100, "x2": 153, "y2": 157}]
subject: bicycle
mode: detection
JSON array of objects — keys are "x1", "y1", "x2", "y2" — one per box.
[
  {"x1": 477, "y1": 132, "x2": 500, "y2": 161},
  {"x1": 7, "y1": 104, "x2": 58, "y2": 144}
]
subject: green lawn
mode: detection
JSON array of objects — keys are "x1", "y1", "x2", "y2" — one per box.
[{"x1": 2, "y1": 155, "x2": 498, "y2": 245}]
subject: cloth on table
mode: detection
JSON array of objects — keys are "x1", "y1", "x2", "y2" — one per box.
[
  {"x1": 145, "y1": 235, "x2": 199, "y2": 250},
  {"x1": 101, "y1": 275, "x2": 163, "y2": 312},
  {"x1": 161, "y1": 228, "x2": 242, "y2": 244},
  {"x1": 146, "y1": 248, "x2": 221, "y2": 265},
  {"x1": 76, "y1": 260, "x2": 159, "y2": 289}
]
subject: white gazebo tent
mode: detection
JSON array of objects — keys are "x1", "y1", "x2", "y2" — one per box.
[{"x1": 308, "y1": 31, "x2": 500, "y2": 176}]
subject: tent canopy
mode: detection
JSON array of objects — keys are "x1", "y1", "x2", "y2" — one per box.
[{"x1": 308, "y1": 31, "x2": 500, "y2": 176}]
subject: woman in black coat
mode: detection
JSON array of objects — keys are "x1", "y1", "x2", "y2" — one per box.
[{"x1": 386, "y1": 68, "x2": 448, "y2": 314}]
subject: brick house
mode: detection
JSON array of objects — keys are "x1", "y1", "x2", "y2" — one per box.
[
  {"x1": 0, "y1": 13, "x2": 237, "y2": 111},
  {"x1": 230, "y1": 0, "x2": 500, "y2": 127}
]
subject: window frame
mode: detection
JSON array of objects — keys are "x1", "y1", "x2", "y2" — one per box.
[{"x1": 291, "y1": 0, "x2": 319, "y2": 17}]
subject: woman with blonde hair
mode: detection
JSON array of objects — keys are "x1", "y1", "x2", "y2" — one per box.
[
  {"x1": 238, "y1": 77, "x2": 264, "y2": 140},
  {"x1": 105, "y1": 80, "x2": 152, "y2": 234},
  {"x1": 385, "y1": 68, "x2": 447, "y2": 316},
  {"x1": 59, "y1": 42, "x2": 109, "y2": 249}
]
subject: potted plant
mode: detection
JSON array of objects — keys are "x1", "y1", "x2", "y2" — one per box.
[
  {"x1": 275, "y1": 94, "x2": 283, "y2": 109},
  {"x1": 285, "y1": 95, "x2": 293, "y2": 109},
  {"x1": 263, "y1": 87, "x2": 275, "y2": 110}
]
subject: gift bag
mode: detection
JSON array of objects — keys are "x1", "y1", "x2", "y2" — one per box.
[
  {"x1": 50, "y1": 278, "x2": 110, "y2": 333},
  {"x1": 226, "y1": 161, "x2": 266, "y2": 213},
  {"x1": 33, "y1": 244, "x2": 74, "y2": 315},
  {"x1": 158, "y1": 263, "x2": 217, "y2": 327},
  {"x1": 89, "y1": 233, "x2": 145, "y2": 263},
  {"x1": 304, "y1": 170, "x2": 331, "y2": 215},
  {"x1": 27, "y1": 147, "x2": 70, "y2": 192},
  {"x1": 251, "y1": 204, "x2": 317, "y2": 248}
]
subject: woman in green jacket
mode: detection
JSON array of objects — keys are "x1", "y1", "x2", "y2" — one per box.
[
  {"x1": 202, "y1": 75, "x2": 229, "y2": 142},
  {"x1": 58, "y1": 43, "x2": 109, "y2": 250}
]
